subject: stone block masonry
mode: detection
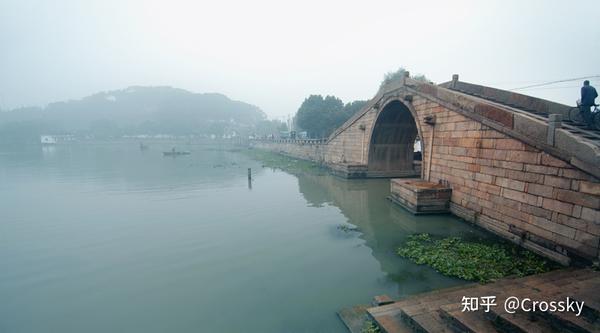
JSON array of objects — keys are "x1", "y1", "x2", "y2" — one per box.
[
  {"x1": 411, "y1": 91, "x2": 600, "y2": 264},
  {"x1": 389, "y1": 179, "x2": 451, "y2": 214},
  {"x1": 425, "y1": 102, "x2": 600, "y2": 257}
]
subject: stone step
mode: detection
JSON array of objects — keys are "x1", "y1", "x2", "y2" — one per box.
[
  {"x1": 489, "y1": 276, "x2": 598, "y2": 330},
  {"x1": 543, "y1": 279, "x2": 600, "y2": 322},
  {"x1": 572, "y1": 290, "x2": 600, "y2": 320},
  {"x1": 542, "y1": 310, "x2": 600, "y2": 333},
  {"x1": 338, "y1": 304, "x2": 371, "y2": 333},
  {"x1": 517, "y1": 268, "x2": 593, "y2": 287},
  {"x1": 404, "y1": 279, "x2": 520, "y2": 309},
  {"x1": 371, "y1": 283, "x2": 481, "y2": 312},
  {"x1": 489, "y1": 306, "x2": 558, "y2": 333},
  {"x1": 371, "y1": 277, "x2": 539, "y2": 332},
  {"x1": 366, "y1": 269, "x2": 600, "y2": 333},
  {"x1": 374, "y1": 294, "x2": 395, "y2": 306},
  {"x1": 405, "y1": 310, "x2": 453, "y2": 333},
  {"x1": 375, "y1": 311, "x2": 414, "y2": 333},
  {"x1": 439, "y1": 303, "x2": 500, "y2": 333},
  {"x1": 523, "y1": 271, "x2": 600, "y2": 322}
]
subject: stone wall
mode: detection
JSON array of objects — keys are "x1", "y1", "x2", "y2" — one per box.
[
  {"x1": 412, "y1": 95, "x2": 600, "y2": 263},
  {"x1": 252, "y1": 140, "x2": 326, "y2": 163},
  {"x1": 327, "y1": 110, "x2": 377, "y2": 165}
]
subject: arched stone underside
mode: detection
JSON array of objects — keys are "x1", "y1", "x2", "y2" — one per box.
[{"x1": 367, "y1": 100, "x2": 421, "y2": 178}]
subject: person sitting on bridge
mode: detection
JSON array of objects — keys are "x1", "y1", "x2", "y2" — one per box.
[{"x1": 580, "y1": 80, "x2": 598, "y2": 128}]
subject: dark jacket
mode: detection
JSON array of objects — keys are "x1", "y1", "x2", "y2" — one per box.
[{"x1": 581, "y1": 85, "x2": 598, "y2": 106}]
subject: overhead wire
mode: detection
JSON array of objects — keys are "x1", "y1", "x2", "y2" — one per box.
[{"x1": 510, "y1": 75, "x2": 600, "y2": 91}]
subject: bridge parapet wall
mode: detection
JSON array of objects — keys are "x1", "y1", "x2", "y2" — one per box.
[
  {"x1": 406, "y1": 79, "x2": 600, "y2": 179},
  {"x1": 439, "y1": 80, "x2": 573, "y2": 117}
]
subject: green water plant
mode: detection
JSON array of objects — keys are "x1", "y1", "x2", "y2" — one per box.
[
  {"x1": 397, "y1": 233, "x2": 558, "y2": 283},
  {"x1": 361, "y1": 320, "x2": 381, "y2": 333},
  {"x1": 337, "y1": 224, "x2": 360, "y2": 233},
  {"x1": 242, "y1": 148, "x2": 324, "y2": 174}
]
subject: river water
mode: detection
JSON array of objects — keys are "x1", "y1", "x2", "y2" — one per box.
[{"x1": 0, "y1": 143, "x2": 490, "y2": 332}]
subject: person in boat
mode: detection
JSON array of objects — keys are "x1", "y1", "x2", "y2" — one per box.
[
  {"x1": 172, "y1": 147, "x2": 176, "y2": 154},
  {"x1": 580, "y1": 80, "x2": 598, "y2": 128}
]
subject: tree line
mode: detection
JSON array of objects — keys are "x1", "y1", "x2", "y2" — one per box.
[{"x1": 294, "y1": 95, "x2": 367, "y2": 138}]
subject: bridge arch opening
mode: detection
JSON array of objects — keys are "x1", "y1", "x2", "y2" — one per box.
[{"x1": 367, "y1": 100, "x2": 421, "y2": 177}]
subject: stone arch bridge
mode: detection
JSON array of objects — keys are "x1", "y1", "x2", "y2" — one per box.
[{"x1": 253, "y1": 74, "x2": 600, "y2": 264}]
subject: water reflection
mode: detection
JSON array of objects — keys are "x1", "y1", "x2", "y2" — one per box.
[{"x1": 296, "y1": 173, "x2": 490, "y2": 297}]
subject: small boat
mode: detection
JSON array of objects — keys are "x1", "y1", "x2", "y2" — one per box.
[
  {"x1": 163, "y1": 149, "x2": 191, "y2": 156},
  {"x1": 41, "y1": 135, "x2": 57, "y2": 145}
]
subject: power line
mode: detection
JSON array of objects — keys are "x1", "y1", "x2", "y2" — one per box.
[
  {"x1": 514, "y1": 85, "x2": 581, "y2": 91},
  {"x1": 510, "y1": 75, "x2": 600, "y2": 91}
]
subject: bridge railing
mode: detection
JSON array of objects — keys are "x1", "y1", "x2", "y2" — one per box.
[{"x1": 251, "y1": 138, "x2": 327, "y2": 145}]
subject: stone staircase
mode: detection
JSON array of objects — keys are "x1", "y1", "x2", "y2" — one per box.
[{"x1": 367, "y1": 268, "x2": 600, "y2": 333}]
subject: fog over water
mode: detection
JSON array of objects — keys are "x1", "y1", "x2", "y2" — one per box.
[{"x1": 1, "y1": 0, "x2": 599, "y2": 117}]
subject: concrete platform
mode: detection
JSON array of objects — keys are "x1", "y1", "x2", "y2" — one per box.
[
  {"x1": 330, "y1": 164, "x2": 368, "y2": 179},
  {"x1": 389, "y1": 178, "x2": 452, "y2": 214},
  {"x1": 329, "y1": 164, "x2": 421, "y2": 179}
]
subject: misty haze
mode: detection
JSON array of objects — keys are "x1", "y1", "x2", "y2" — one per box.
[{"x1": 1, "y1": 1, "x2": 600, "y2": 333}]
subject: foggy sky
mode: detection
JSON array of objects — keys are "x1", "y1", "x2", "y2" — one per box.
[{"x1": 1, "y1": 0, "x2": 599, "y2": 119}]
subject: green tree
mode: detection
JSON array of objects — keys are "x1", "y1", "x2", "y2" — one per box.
[
  {"x1": 380, "y1": 67, "x2": 430, "y2": 88},
  {"x1": 295, "y1": 95, "x2": 367, "y2": 138},
  {"x1": 253, "y1": 119, "x2": 288, "y2": 136},
  {"x1": 341, "y1": 100, "x2": 368, "y2": 119},
  {"x1": 295, "y1": 95, "x2": 343, "y2": 138}
]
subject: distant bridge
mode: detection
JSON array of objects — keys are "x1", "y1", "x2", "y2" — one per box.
[{"x1": 253, "y1": 73, "x2": 600, "y2": 264}]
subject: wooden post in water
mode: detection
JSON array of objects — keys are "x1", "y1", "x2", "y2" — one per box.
[
  {"x1": 423, "y1": 115, "x2": 436, "y2": 182},
  {"x1": 247, "y1": 168, "x2": 252, "y2": 189}
]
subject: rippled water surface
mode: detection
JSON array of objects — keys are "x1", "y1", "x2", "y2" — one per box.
[{"x1": 0, "y1": 143, "x2": 490, "y2": 332}]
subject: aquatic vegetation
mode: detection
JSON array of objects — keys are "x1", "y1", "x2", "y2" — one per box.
[
  {"x1": 397, "y1": 233, "x2": 558, "y2": 283},
  {"x1": 241, "y1": 148, "x2": 325, "y2": 174},
  {"x1": 337, "y1": 224, "x2": 360, "y2": 233},
  {"x1": 361, "y1": 320, "x2": 381, "y2": 333}
]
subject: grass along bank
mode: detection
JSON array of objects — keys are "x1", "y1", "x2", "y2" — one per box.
[{"x1": 239, "y1": 147, "x2": 325, "y2": 174}]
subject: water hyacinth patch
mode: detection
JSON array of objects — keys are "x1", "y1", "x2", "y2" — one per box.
[{"x1": 397, "y1": 233, "x2": 558, "y2": 283}]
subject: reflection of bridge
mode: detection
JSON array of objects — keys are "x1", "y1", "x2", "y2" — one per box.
[
  {"x1": 295, "y1": 174, "x2": 479, "y2": 297},
  {"x1": 254, "y1": 73, "x2": 600, "y2": 263}
]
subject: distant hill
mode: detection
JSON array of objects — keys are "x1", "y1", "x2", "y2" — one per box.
[{"x1": 0, "y1": 86, "x2": 269, "y2": 143}]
